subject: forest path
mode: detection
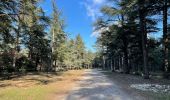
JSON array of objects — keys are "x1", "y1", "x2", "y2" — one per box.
[{"x1": 62, "y1": 69, "x2": 141, "y2": 100}]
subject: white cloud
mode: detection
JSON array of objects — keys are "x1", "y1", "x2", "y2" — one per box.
[
  {"x1": 91, "y1": 27, "x2": 109, "y2": 37},
  {"x1": 81, "y1": 0, "x2": 106, "y2": 21},
  {"x1": 93, "y1": 0, "x2": 105, "y2": 4},
  {"x1": 83, "y1": 3, "x2": 97, "y2": 21},
  {"x1": 81, "y1": 0, "x2": 109, "y2": 37}
]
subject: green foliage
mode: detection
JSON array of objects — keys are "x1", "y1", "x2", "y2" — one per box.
[
  {"x1": 94, "y1": 0, "x2": 170, "y2": 76},
  {"x1": 50, "y1": 1, "x2": 95, "y2": 70},
  {"x1": 0, "y1": 0, "x2": 51, "y2": 73},
  {"x1": 51, "y1": 32, "x2": 95, "y2": 70}
]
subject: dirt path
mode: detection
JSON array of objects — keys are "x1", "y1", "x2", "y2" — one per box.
[
  {"x1": 0, "y1": 69, "x2": 166, "y2": 100},
  {"x1": 1, "y1": 69, "x2": 161, "y2": 100},
  {"x1": 59, "y1": 69, "x2": 143, "y2": 100}
]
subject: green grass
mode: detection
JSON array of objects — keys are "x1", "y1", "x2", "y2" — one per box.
[{"x1": 0, "y1": 86, "x2": 54, "y2": 100}]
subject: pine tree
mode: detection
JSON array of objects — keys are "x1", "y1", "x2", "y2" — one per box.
[
  {"x1": 75, "y1": 34, "x2": 85, "y2": 69},
  {"x1": 51, "y1": 0, "x2": 65, "y2": 70}
]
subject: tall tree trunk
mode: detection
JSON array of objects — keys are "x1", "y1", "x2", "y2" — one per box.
[
  {"x1": 118, "y1": 56, "x2": 121, "y2": 71},
  {"x1": 54, "y1": 59, "x2": 57, "y2": 67},
  {"x1": 35, "y1": 54, "x2": 39, "y2": 70},
  {"x1": 138, "y1": 0, "x2": 149, "y2": 79},
  {"x1": 121, "y1": 13, "x2": 129, "y2": 74},
  {"x1": 123, "y1": 38, "x2": 129, "y2": 74},
  {"x1": 119, "y1": 56, "x2": 122, "y2": 71},
  {"x1": 28, "y1": 34, "x2": 33, "y2": 61},
  {"x1": 12, "y1": 16, "x2": 20, "y2": 70},
  {"x1": 49, "y1": 28, "x2": 55, "y2": 71},
  {"x1": 121, "y1": 56, "x2": 124, "y2": 72},
  {"x1": 103, "y1": 55, "x2": 105, "y2": 69},
  {"x1": 114, "y1": 58, "x2": 116, "y2": 71},
  {"x1": 119, "y1": 55, "x2": 122, "y2": 72},
  {"x1": 163, "y1": 0, "x2": 169, "y2": 75},
  {"x1": 12, "y1": 35, "x2": 19, "y2": 69},
  {"x1": 111, "y1": 57, "x2": 113, "y2": 71}
]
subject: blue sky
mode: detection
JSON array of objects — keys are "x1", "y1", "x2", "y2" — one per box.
[
  {"x1": 40, "y1": 0, "x2": 168, "y2": 51},
  {"x1": 40, "y1": 0, "x2": 107, "y2": 52}
]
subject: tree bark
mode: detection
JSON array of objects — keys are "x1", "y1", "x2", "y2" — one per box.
[
  {"x1": 123, "y1": 38, "x2": 130, "y2": 74},
  {"x1": 103, "y1": 55, "x2": 105, "y2": 69},
  {"x1": 163, "y1": 0, "x2": 169, "y2": 75},
  {"x1": 138, "y1": 0, "x2": 149, "y2": 79},
  {"x1": 12, "y1": 15, "x2": 20, "y2": 69},
  {"x1": 118, "y1": 56, "x2": 120, "y2": 71},
  {"x1": 111, "y1": 58, "x2": 113, "y2": 71},
  {"x1": 114, "y1": 58, "x2": 116, "y2": 71}
]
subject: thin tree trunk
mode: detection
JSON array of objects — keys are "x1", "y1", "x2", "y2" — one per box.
[
  {"x1": 55, "y1": 60, "x2": 57, "y2": 67},
  {"x1": 35, "y1": 54, "x2": 39, "y2": 70},
  {"x1": 163, "y1": 0, "x2": 169, "y2": 75},
  {"x1": 123, "y1": 39, "x2": 129, "y2": 74},
  {"x1": 12, "y1": 16, "x2": 20, "y2": 70},
  {"x1": 118, "y1": 56, "x2": 120, "y2": 71},
  {"x1": 111, "y1": 58, "x2": 113, "y2": 71},
  {"x1": 138, "y1": 0, "x2": 149, "y2": 79},
  {"x1": 119, "y1": 56, "x2": 121, "y2": 71},
  {"x1": 103, "y1": 55, "x2": 105, "y2": 69},
  {"x1": 121, "y1": 56, "x2": 124, "y2": 72},
  {"x1": 114, "y1": 58, "x2": 116, "y2": 71},
  {"x1": 119, "y1": 56, "x2": 122, "y2": 72},
  {"x1": 51, "y1": 28, "x2": 55, "y2": 70}
]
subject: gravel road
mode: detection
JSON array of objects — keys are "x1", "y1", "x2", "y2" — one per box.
[{"x1": 64, "y1": 69, "x2": 139, "y2": 100}]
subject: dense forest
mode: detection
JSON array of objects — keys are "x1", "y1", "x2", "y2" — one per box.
[
  {"x1": 0, "y1": 0, "x2": 94, "y2": 76},
  {"x1": 0, "y1": 0, "x2": 170, "y2": 80},
  {"x1": 1, "y1": 0, "x2": 170, "y2": 99},
  {"x1": 93, "y1": 0, "x2": 170, "y2": 79}
]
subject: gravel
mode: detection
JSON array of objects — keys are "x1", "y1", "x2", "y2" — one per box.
[
  {"x1": 131, "y1": 84, "x2": 170, "y2": 93},
  {"x1": 65, "y1": 69, "x2": 139, "y2": 100}
]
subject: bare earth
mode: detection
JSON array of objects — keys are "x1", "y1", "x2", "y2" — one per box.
[
  {"x1": 59, "y1": 69, "x2": 145, "y2": 100},
  {"x1": 1, "y1": 69, "x2": 166, "y2": 100}
]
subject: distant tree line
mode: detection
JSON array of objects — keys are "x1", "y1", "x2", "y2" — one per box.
[
  {"x1": 0, "y1": 0, "x2": 94, "y2": 75},
  {"x1": 93, "y1": 0, "x2": 170, "y2": 79}
]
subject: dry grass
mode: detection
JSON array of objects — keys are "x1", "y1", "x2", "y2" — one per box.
[{"x1": 0, "y1": 70, "x2": 85, "y2": 100}]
